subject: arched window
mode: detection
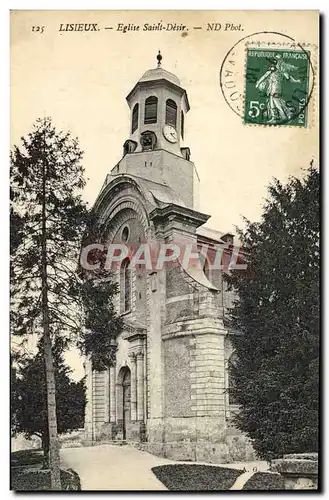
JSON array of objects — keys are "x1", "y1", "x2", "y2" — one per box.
[
  {"x1": 120, "y1": 258, "x2": 132, "y2": 313},
  {"x1": 121, "y1": 225, "x2": 129, "y2": 244},
  {"x1": 131, "y1": 103, "x2": 139, "y2": 133},
  {"x1": 144, "y1": 96, "x2": 158, "y2": 124},
  {"x1": 181, "y1": 110, "x2": 184, "y2": 139},
  {"x1": 203, "y1": 259, "x2": 210, "y2": 280},
  {"x1": 227, "y1": 352, "x2": 238, "y2": 405},
  {"x1": 166, "y1": 99, "x2": 177, "y2": 127}
]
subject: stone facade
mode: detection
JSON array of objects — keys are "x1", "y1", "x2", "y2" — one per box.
[{"x1": 84, "y1": 57, "x2": 255, "y2": 463}]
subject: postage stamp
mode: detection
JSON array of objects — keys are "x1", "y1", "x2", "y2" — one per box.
[{"x1": 244, "y1": 48, "x2": 310, "y2": 126}]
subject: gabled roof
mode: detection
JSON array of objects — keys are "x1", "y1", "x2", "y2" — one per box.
[{"x1": 196, "y1": 226, "x2": 227, "y2": 243}]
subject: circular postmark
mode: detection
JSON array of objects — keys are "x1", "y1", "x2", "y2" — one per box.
[{"x1": 220, "y1": 31, "x2": 315, "y2": 126}]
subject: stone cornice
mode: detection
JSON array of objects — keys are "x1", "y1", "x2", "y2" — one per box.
[
  {"x1": 162, "y1": 317, "x2": 227, "y2": 340},
  {"x1": 121, "y1": 319, "x2": 147, "y2": 343},
  {"x1": 126, "y1": 79, "x2": 190, "y2": 112},
  {"x1": 150, "y1": 203, "x2": 210, "y2": 229},
  {"x1": 123, "y1": 331, "x2": 147, "y2": 342}
]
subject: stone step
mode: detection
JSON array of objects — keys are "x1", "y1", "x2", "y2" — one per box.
[{"x1": 94, "y1": 440, "x2": 128, "y2": 446}]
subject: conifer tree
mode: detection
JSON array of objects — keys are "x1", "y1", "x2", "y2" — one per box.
[
  {"x1": 11, "y1": 117, "x2": 87, "y2": 489},
  {"x1": 226, "y1": 165, "x2": 319, "y2": 460},
  {"x1": 11, "y1": 117, "x2": 124, "y2": 487},
  {"x1": 12, "y1": 338, "x2": 86, "y2": 463}
]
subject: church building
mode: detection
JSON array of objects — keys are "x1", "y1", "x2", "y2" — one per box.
[{"x1": 84, "y1": 53, "x2": 255, "y2": 463}]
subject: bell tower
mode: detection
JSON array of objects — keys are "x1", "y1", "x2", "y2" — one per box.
[
  {"x1": 125, "y1": 51, "x2": 190, "y2": 157},
  {"x1": 111, "y1": 53, "x2": 199, "y2": 210}
]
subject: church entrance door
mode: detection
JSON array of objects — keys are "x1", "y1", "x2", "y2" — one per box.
[{"x1": 122, "y1": 368, "x2": 131, "y2": 440}]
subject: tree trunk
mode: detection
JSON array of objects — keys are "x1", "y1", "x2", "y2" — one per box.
[
  {"x1": 41, "y1": 141, "x2": 62, "y2": 490},
  {"x1": 41, "y1": 432, "x2": 50, "y2": 469}
]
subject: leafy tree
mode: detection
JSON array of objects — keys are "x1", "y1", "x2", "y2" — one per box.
[
  {"x1": 226, "y1": 165, "x2": 319, "y2": 460},
  {"x1": 10, "y1": 117, "x2": 87, "y2": 489},
  {"x1": 77, "y1": 220, "x2": 123, "y2": 371},
  {"x1": 12, "y1": 338, "x2": 86, "y2": 463}
]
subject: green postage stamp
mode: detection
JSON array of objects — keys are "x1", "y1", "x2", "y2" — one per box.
[{"x1": 244, "y1": 48, "x2": 310, "y2": 126}]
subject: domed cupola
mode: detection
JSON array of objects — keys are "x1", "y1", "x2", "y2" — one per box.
[{"x1": 139, "y1": 67, "x2": 181, "y2": 87}]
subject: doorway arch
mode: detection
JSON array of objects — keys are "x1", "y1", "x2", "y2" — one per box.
[{"x1": 117, "y1": 366, "x2": 131, "y2": 440}]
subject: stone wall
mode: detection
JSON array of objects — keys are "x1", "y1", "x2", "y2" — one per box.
[
  {"x1": 111, "y1": 214, "x2": 147, "y2": 322},
  {"x1": 163, "y1": 336, "x2": 192, "y2": 417},
  {"x1": 92, "y1": 371, "x2": 107, "y2": 430},
  {"x1": 154, "y1": 313, "x2": 256, "y2": 463},
  {"x1": 117, "y1": 149, "x2": 199, "y2": 210},
  {"x1": 144, "y1": 415, "x2": 255, "y2": 463},
  {"x1": 271, "y1": 453, "x2": 318, "y2": 490}
]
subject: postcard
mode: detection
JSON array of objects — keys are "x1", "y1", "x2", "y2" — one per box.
[{"x1": 10, "y1": 10, "x2": 319, "y2": 491}]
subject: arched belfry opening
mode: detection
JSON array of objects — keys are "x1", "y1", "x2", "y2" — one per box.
[
  {"x1": 144, "y1": 96, "x2": 158, "y2": 124},
  {"x1": 165, "y1": 98, "x2": 177, "y2": 127},
  {"x1": 131, "y1": 103, "x2": 139, "y2": 133}
]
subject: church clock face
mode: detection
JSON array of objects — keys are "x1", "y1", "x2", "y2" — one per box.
[{"x1": 163, "y1": 125, "x2": 178, "y2": 143}]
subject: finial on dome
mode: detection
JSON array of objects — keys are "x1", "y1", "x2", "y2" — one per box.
[{"x1": 157, "y1": 50, "x2": 162, "y2": 68}]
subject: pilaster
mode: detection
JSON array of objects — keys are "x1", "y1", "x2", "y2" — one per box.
[
  {"x1": 129, "y1": 353, "x2": 137, "y2": 421},
  {"x1": 84, "y1": 358, "x2": 94, "y2": 440},
  {"x1": 136, "y1": 351, "x2": 145, "y2": 421},
  {"x1": 109, "y1": 363, "x2": 116, "y2": 423},
  {"x1": 104, "y1": 368, "x2": 110, "y2": 423}
]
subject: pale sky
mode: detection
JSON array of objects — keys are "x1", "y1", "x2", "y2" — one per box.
[{"x1": 10, "y1": 10, "x2": 319, "y2": 379}]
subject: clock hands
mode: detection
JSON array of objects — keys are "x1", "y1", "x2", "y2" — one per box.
[{"x1": 163, "y1": 125, "x2": 177, "y2": 143}]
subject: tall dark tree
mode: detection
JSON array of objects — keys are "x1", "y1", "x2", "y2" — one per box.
[
  {"x1": 10, "y1": 117, "x2": 88, "y2": 489},
  {"x1": 12, "y1": 339, "x2": 86, "y2": 463},
  {"x1": 226, "y1": 165, "x2": 319, "y2": 460},
  {"x1": 11, "y1": 118, "x2": 124, "y2": 488}
]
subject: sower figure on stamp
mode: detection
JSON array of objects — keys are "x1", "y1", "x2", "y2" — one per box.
[{"x1": 256, "y1": 54, "x2": 301, "y2": 124}]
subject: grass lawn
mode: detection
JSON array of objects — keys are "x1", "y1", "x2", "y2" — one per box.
[
  {"x1": 243, "y1": 472, "x2": 285, "y2": 490},
  {"x1": 11, "y1": 449, "x2": 44, "y2": 468},
  {"x1": 152, "y1": 464, "x2": 243, "y2": 491},
  {"x1": 11, "y1": 449, "x2": 81, "y2": 491}
]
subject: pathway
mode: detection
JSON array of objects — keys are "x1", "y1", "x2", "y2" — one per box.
[
  {"x1": 60, "y1": 444, "x2": 170, "y2": 490},
  {"x1": 60, "y1": 443, "x2": 268, "y2": 491}
]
